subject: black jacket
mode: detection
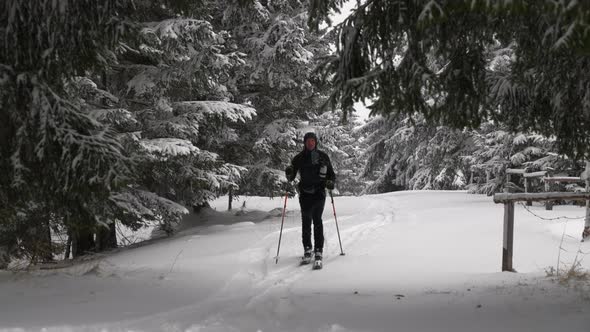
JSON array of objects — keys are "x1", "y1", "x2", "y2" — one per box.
[{"x1": 289, "y1": 148, "x2": 335, "y2": 195}]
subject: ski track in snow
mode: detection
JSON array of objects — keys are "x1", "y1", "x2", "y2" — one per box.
[
  {"x1": 203, "y1": 195, "x2": 398, "y2": 331},
  {"x1": 51, "y1": 195, "x2": 395, "y2": 331},
  {"x1": 154, "y1": 196, "x2": 396, "y2": 331},
  {"x1": 192, "y1": 195, "x2": 397, "y2": 324}
]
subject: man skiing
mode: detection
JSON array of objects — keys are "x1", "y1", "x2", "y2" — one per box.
[{"x1": 285, "y1": 132, "x2": 336, "y2": 269}]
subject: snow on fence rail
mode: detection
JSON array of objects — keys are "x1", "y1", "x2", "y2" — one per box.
[
  {"x1": 506, "y1": 168, "x2": 547, "y2": 178},
  {"x1": 542, "y1": 176, "x2": 584, "y2": 183},
  {"x1": 493, "y1": 191, "x2": 590, "y2": 272}
]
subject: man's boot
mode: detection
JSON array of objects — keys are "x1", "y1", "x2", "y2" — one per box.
[
  {"x1": 301, "y1": 247, "x2": 313, "y2": 265},
  {"x1": 313, "y1": 250, "x2": 323, "y2": 270}
]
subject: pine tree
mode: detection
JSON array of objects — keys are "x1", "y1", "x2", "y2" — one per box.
[
  {"x1": 465, "y1": 123, "x2": 579, "y2": 195},
  {"x1": 98, "y1": 2, "x2": 257, "y2": 229},
  {"x1": 355, "y1": 114, "x2": 578, "y2": 196},
  {"x1": 358, "y1": 114, "x2": 470, "y2": 194},
  {"x1": 0, "y1": 0, "x2": 258, "y2": 264},
  {"x1": 1, "y1": 0, "x2": 136, "y2": 263},
  {"x1": 308, "y1": 0, "x2": 590, "y2": 158},
  {"x1": 214, "y1": 0, "x2": 334, "y2": 197}
]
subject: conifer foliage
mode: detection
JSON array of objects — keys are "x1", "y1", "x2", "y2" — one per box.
[
  {"x1": 1, "y1": 0, "x2": 135, "y2": 265},
  {"x1": 0, "y1": 0, "x2": 257, "y2": 265},
  {"x1": 308, "y1": 0, "x2": 590, "y2": 158},
  {"x1": 215, "y1": 0, "x2": 334, "y2": 197},
  {"x1": 0, "y1": 0, "x2": 332, "y2": 266}
]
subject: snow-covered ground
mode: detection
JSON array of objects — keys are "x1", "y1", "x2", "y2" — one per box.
[{"x1": 1, "y1": 191, "x2": 589, "y2": 332}]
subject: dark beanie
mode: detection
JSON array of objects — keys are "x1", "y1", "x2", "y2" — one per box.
[{"x1": 303, "y1": 132, "x2": 318, "y2": 143}]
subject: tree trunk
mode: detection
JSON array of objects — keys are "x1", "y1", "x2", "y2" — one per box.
[
  {"x1": 0, "y1": 246, "x2": 9, "y2": 269},
  {"x1": 228, "y1": 187, "x2": 233, "y2": 211},
  {"x1": 64, "y1": 233, "x2": 72, "y2": 260},
  {"x1": 72, "y1": 228, "x2": 95, "y2": 258},
  {"x1": 192, "y1": 201, "x2": 210, "y2": 213},
  {"x1": 101, "y1": 69, "x2": 108, "y2": 90},
  {"x1": 96, "y1": 223, "x2": 117, "y2": 252},
  {"x1": 42, "y1": 218, "x2": 53, "y2": 262},
  {"x1": 30, "y1": 214, "x2": 53, "y2": 263}
]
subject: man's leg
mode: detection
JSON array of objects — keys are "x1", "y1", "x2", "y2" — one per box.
[
  {"x1": 312, "y1": 196, "x2": 326, "y2": 253},
  {"x1": 299, "y1": 195, "x2": 313, "y2": 252}
]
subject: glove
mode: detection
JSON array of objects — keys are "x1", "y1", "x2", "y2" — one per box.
[
  {"x1": 285, "y1": 165, "x2": 295, "y2": 182},
  {"x1": 325, "y1": 180, "x2": 334, "y2": 190}
]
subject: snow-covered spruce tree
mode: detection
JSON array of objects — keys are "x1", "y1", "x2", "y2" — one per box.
[
  {"x1": 462, "y1": 124, "x2": 516, "y2": 195},
  {"x1": 100, "y1": 3, "x2": 256, "y2": 221},
  {"x1": 0, "y1": 0, "x2": 139, "y2": 263},
  {"x1": 465, "y1": 123, "x2": 580, "y2": 195},
  {"x1": 211, "y1": 0, "x2": 334, "y2": 197},
  {"x1": 0, "y1": 0, "x2": 257, "y2": 264},
  {"x1": 458, "y1": 28, "x2": 579, "y2": 195},
  {"x1": 355, "y1": 113, "x2": 575, "y2": 196},
  {"x1": 358, "y1": 114, "x2": 471, "y2": 194},
  {"x1": 68, "y1": 79, "x2": 191, "y2": 242},
  {"x1": 137, "y1": 101, "x2": 254, "y2": 215}
]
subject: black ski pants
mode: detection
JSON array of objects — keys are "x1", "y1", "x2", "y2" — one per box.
[{"x1": 299, "y1": 193, "x2": 326, "y2": 252}]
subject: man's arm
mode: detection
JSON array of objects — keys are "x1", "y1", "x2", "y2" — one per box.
[
  {"x1": 323, "y1": 153, "x2": 335, "y2": 181},
  {"x1": 326, "y1": 158, "x2": 336, "y2": 182},
  {"x1": 285, "y1": 154, "x2": 300, "y2": 182},
  {"x1": 323, "y1": 153, "x2": 336, "y2": 190}
]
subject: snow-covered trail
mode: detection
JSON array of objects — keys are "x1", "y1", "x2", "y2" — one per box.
[
  {"x1": 110, "y1": 194, "x2": 397, "y2": 331},
  {"x1": 1, "y1": 192, "x2": 589, "y2": 331}
]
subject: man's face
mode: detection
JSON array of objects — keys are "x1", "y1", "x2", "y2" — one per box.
[{"x1": 305, "y1": 138, "x2": 316, "y2": 151}]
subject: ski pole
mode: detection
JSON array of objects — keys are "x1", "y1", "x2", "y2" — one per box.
[
  {"x1": 329, "y1": 190, "x2": 345, "y2": 256},
  {"x1": 275, "y1": 191, "x2": 289, "y2": 264}
]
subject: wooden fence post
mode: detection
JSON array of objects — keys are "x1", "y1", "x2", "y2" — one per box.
[
  {"x1": 502, "y1": 201, "x2": 515, "y2": 272},
  {"x1": 545, "y1": 169, "x2": 553, "y2": 210},
  {"x1": 544, "y1": 182, "x2": 553, "y2": 210},
  {"x1": 524, "y1": 168, "x2": 532, "y2": 206},
  {"x1": 505, "y1": 171, "x2": 511, "y2": 188}
]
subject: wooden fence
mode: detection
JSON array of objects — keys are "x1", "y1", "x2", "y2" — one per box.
[
  {"x1": 493, "y1": 192, "x2": 590, "y2": 272},
  {"x1": 505, "y1": 168, "x2": 588, "y2": 210}
]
